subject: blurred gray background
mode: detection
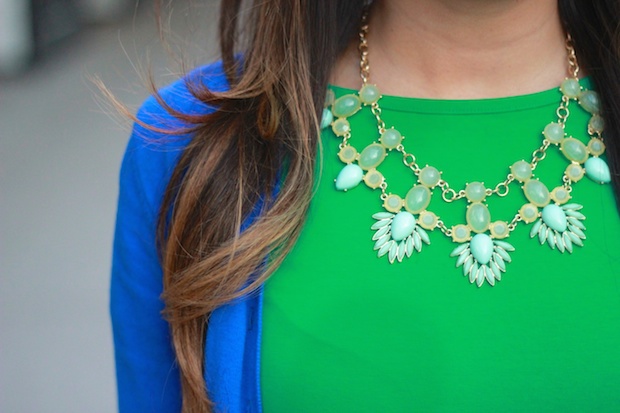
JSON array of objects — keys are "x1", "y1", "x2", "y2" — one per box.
[{"x1": 1, "y1": 1, "x2": 219, "y2": 411}]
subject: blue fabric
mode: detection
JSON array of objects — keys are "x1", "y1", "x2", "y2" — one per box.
[{"x1": 111, "y1": 61, "x2": 262, "y2": 412}]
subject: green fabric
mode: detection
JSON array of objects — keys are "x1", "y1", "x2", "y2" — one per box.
[{"x1": 261, "y1": 79, "x2": 620, "y2": 413}]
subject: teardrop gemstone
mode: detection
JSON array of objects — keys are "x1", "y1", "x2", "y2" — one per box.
[
  {"x1": 335, "y1": 164, "x2": 363, "y2": 190},
  {"x1": 320, "y1": 108, "x2": 333, "y2": 129},
  {"x1": 542, "y1": 204, "x2": 568, "y2": 232},
  {"x1": 391, "y1": 211, "x2": 417, "y2": 242},
  {"x1": 359, "y1": 143, "x2": 387, "y2": 170},
  {"x1": 585, "y1": 157, "x2": 611, "y2": 184},
  {"x1": 523, "y1": 179, "x2": 551, "y2": 207},
  {"x1": 332, "y1": 94, "x2": 361, "y2": 118},
  {"x1": 561, "y1": 138, "x2": 588, "y2": 163},
  {"x1": 470, "y1": 234, "x2": 494, "y2": 265},
  {"x1": 466, "y1": 202, "x2": 491, "y2": 233},
  {"x1": 405, "y1": 185, "x2": 431, "y2": 214},
  {"x1": 578, "y1": 90, "x2": 601, "y2": 114}
]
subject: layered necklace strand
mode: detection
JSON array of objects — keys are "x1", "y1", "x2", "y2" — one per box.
[{"x1": 321, "y1": 10, "x2": 611, "y2": 287}]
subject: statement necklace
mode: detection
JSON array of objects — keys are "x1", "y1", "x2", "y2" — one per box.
[{"x1": 321, "y1": 12, "x2": 611, "y2": 287}]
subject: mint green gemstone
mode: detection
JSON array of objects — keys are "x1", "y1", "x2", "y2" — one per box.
[
  {"x1": 391, "y1": 211, "x2": 416, "y2": 242},
  {"x1": 589, "y1": 115, "x2": 605, "y2": 133},
  {"x1": 465, "y1": 182, "x2": 486, "y2": 202},
  {"x1": 405, "y1": 185, "x2": 431, "y2": 214},
  {"x1": 466, "y1": 202, "x2": 491, "y2": 233},
  {"x1": 335, "y1": 164, "x2": 363, "y2": 190},
  {"x1": 331, "y1": 118, "x2": 350, "y2": 136},
  {"x1": 358, "y1": 143, "x2": 386, "y2": 170},
  {"x1": 359, "y1": 84, "x2": 380, "y2": 104},
  {"x1": 585, "y1": 157, "x2": 611, "y2": 183},
  {"x1": 419, "y1": 166, "x2": 441, "y2": 187},
  {"x1": 470, "y1": 233, "x2": 494, "y2": 265},
  {"x1": 320, "y1": 108, "x2": 333, "y2": 129},
  {"x1": 380, "y1": 128, "x2": 402, "y2": 149},
  {"x1": 324, "y1": 89, "x2": 335, "y2": 107},
  {"x1": 511, "y1": 160, "x2": 532, "y2": 182},
  {"x1": 561, "y1": 137, "x2": 588, "y2": 163},
  {"x1": 542, "y1": 204, "x2": 568, "y2": 232},
  {"x1": 560, "y1": 78, "x2": 581, "y2": 98},
  {"x1": 332, "y1": 94, "x2": 361, "y2": 118},
  {"x1": 578, "y1": 90, "x2": 601, "y2": 114},
  {"x1": 523, "y1": 179, "x2": 550, "y2": 207},
  {"x1": 543, "y1": 122, "x2": 564, "y2": 144}
]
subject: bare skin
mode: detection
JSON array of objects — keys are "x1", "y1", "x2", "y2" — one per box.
[{"x1": 331, "y1": 0, "x2": 568, "y2": 99}]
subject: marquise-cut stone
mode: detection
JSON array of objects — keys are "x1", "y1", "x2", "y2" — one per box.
[
  {"x1": 359, "y1": 143, "x2": 386, "y2": 170},
  {"x1": 466, "y1": 202, "x2": 491, "y2": 233},
  {"x1": 561, "y1": 137, "x2": 589, "y2": 163},
  {"x1": 470, "y1": 233, "x2": 494, "y2": 265},
  {"x1": 335, "y1": 164, "x2": 363, "y2": 190},
  {"x1": 585, "y1": 157, "x2": 611, "y2": 183},
  {"x1": 542, "y1": 204, "x2": 568, "y2": 232},
  {"x1": 523, "y1": 180, "x2": 551, "y2": 207},
  {"x1": 380, "y1": 128, "x2": 402, "y2": 149},
  {"x1": 391, "y1": 211, "x2": 417, "y2": 242},
  {"x1": 332, "y1": 94, "x2": 361, "y2": 118},
  {"x1": 405, "y1": 185, "x2": 431, "y2": 214},
  {"x1": 578, "y1": 90, "x2": 601, "y2": 114}
]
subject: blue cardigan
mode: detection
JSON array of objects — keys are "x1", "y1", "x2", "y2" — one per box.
[{"x1": 110, "y1": 61, "x2": 263, "y2": 412}]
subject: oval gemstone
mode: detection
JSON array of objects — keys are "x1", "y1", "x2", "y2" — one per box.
[
  {"x1": 358, "y1": 143, "x2": 387, "y2": 170},
  {"x1": 542, "y1": 204, "x2": 568, "y2": 233},
  {"x1": 523, "y1": 179, "x2": 551, "y2": 207},
  {"x1": 331, "y1": 118, "x2": 350, "y2": 136},
  {"x1": 519, "y1": 203, "x2": 539, "y2": 223},
  {"x1": 578, "y1": 90, "x2": 601, "y2": 114},
  {"x1": 359, "y1": 84, "x2": 380, "y2": 104},
  {"x1": 335, "y1": 164, "x2": 363, "y2": 190},
  {"x1": 511, "y1": 160, "x2": 533, "y2": 182},
  {"x1": 561, "y1": 137, "x2": 588, "y2": 163},
  {"x1": 466, "y1": 202, "x2": 491, "y2": 233},
  {"x1": 338, "y1": 145, "x2": 357, "y2": 163},
  {"x1": 465, "y1": 182, "x2": 486, "y2": 202},
  {"x1": 470, "y1": 233, "x2": 494, "y2": 265},
  {"x1": 391, "y1": 211, "x2": 417, "y2": 242},
  {"x1": 405, "y1": 185, "x2": 431, "y2": 214},
  {"x1": 543, "y1": 122, "x2": 565, "y2": 144},
  {"x1": 587, "y1": 138, "x2": 605, "y2": 156},
  {"x1": 419, "y1": 166, "x2": 441, "y2": 187},
  {"x1": 380, "y1": 128, "x2": 402, "y2": 149},
  {"x1": 560, "y1": 78, "x2": 581, "y2": 98},
  {"x1": 320, "y1": 108, "x2": 333, "y2": 129},
  {"x1": 332, "y1": 94, "x2": 361, "y2": 118},
  {"x1": 585, "y1": 156, "x2": 611, "y2": 184},
  {"x1": 589, "y1": 114, "x2": 605, "y2": 134}
]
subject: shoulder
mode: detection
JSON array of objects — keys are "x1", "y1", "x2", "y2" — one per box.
[{"x1": 120, "y1": 60, "x2": 230, "y2": 215}]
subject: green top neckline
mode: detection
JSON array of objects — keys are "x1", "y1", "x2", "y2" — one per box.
[{"x1": 328, "y1": 77, "x2": 593, "y2": 115}]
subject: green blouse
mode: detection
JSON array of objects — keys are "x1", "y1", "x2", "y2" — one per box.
[{"x1": 261, "y1": 79, "x2": 620, "y2": 413}]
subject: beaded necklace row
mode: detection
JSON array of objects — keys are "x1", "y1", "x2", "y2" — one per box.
[{"x1": 321, "y1": 11, "x2": 611, "y2": 287}]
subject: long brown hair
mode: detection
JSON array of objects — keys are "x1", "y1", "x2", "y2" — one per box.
[{"x1": 155, "y1": 1, "x2": 620, "y2": 411}]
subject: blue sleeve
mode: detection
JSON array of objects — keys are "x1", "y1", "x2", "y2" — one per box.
[{"x1": 110, "y1": 62, "x2": 230, "y2": 413}]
